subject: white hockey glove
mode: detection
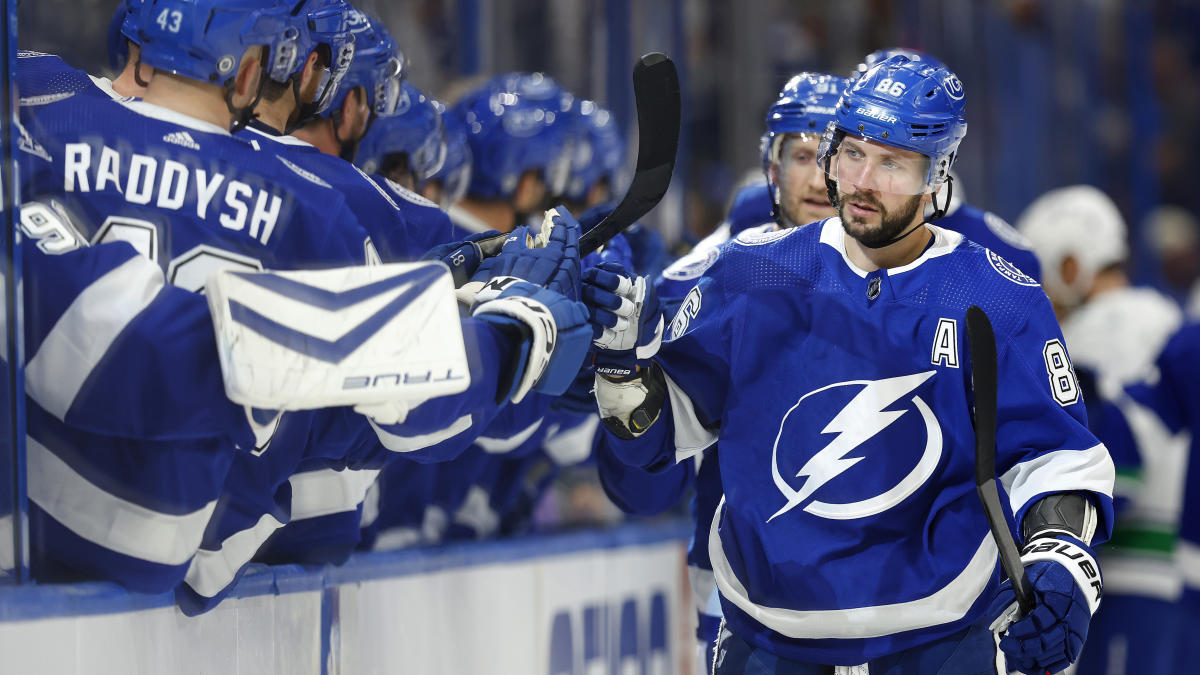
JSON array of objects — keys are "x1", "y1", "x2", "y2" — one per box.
[{"x1": 206, "y1": 262, "x2": 470, "y2": 421}]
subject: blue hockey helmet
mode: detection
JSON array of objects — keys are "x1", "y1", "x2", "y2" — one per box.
[
  {"x1": 455, "y1": 72, "x2": 576, "y2": 201},
  {"x1": 761, "y1": 72, "x2": 847, "y2": 168},
  {"x1": 818, "y1": 54, "x2": 967, "y2": 197},
  {"x1": 355, "y1": 82, "x2": 447, "y2": 184},
  {"x1": 263, "y1": 0, "x2": 356, "y2": 117},
  {"x1": 107, "y1": 0, "x2": 144, "y2": 71},
  {"x1": 564, "y1": 100, "x2": 624, "y2": 205},
  {"x1": 136, "y1": 0, "x2": 292, "y2": 88},
  {"x1": 328, "y1": 10, "x2": 405, "y2": 119},
  {"x1": 849, "y1": 47, "x2": 946, "y2": 82},
  {"x1": 430, "y1": 105, "x2": 473, "y2": 207}
]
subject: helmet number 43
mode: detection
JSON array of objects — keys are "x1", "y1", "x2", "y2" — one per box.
[
  {"x1": 874, "y1": 78, "x2": 906, "y2": 97},
  {"x1": 156, "y1": 9, "x2": 183, "y2": 33}
]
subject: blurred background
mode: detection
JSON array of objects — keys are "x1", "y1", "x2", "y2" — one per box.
[{"x1": 20, "y1": 0, "x2": 1200, "y2": 301}]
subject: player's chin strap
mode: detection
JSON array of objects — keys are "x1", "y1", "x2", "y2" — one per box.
[{"x1": 223, "y1": 58, "x2": 270, "y2": 134}]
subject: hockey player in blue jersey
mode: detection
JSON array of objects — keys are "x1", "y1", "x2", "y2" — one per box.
[
  {"x1": 585, "y1": 56, "x2": 1113, "y2": 674},
  {"x1": 850, "y1": 49, "x2": 1043, "y2": 282},
  {"x1": 17, "y1": 0, "x2": 382, "y2": 592},
  {"x1": 288, "y1": 7, "x2": 400, "y2": 158},
  {"x1": 421, "y1": 103, "x2": 472, "y2": 210},
  {"x1": 355, "y1": 81, "x2": 446, "y2": 194},
  {"x1": 601, "y1": 71, "x2": 846, "y2": 674},
  {"x1": 18, "y1": 0, "x2": 592, "y2": 608},
  {"x1": 658, "y1": 73, "x2": 847, "y2": 314},
  {"x1": 449, "y1": 72, "x2": 575, "y2": 235},
  {"x1": 16, "y1": 0, "x2": 144, "y2": 104}
]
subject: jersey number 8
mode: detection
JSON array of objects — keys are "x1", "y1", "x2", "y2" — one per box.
[{"x1": 1043, "y1": 339, "x2": 1080, "y2": 406}]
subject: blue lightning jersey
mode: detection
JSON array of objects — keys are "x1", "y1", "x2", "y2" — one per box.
[
  {"x1": 241, "y1": 124, "x2": 457, "y2": 261},
  {"x1": 16, "y1": 51, "x2": 122, "y2": 104},
  {"x1": 604, "y1": 218, "x2": 1113, "y2": 664},
  {"x1": 17, "y1": 87, "x2": 382, "y2": 593},
  {"x1": 937, "y1": 203, "x2": 1041, "y2": 282}
]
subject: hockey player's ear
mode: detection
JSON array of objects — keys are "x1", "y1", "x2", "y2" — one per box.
[
  {"x1": 1060, "y1": 255, "x2": 1080, "y2": 288},
  {"x1": 298, "y1": 51, "x2": 325, "y2": 105},
  {"x1": 337, "y1": 87, "x2": 371, "y2": 143},
  {"x1": 514, "y1": 170, "x2": 548, "y2": 217},
  {"x1": 231, "y1": 46, "x2": 266, "y2": 109}
]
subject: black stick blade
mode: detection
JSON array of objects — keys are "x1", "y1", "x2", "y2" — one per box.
[
  {"x1": 579, "y1": 52, "x2": 681, "y2": 255},
  {"x1": 966, "y1": 304, "x2": 1036, "y2": 616}
]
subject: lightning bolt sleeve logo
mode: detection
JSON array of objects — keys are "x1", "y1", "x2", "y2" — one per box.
[{"x1": 769, "y1": 371, "x2": 940, "y2": 522}]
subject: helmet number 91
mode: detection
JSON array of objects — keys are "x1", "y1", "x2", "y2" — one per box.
[
  {"x1": 156, "y1": 9, "x2": 183, "y2": 34},
  {"x1": 874, "y1": 78, "x2": 906, "y2": 97}
]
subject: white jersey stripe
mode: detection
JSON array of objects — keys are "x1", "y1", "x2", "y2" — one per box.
[
  {"x1": 1000, "y1": 444, "x2": 1114, "y2": 520},
  {"x1": 184, "y1": 513, "x2": 284, "y2": 598},
  {"x1": 369, "y1": 413, "x2": 473, "y2": 453},
  {"x1": 709, "y1": 497, "x2": 999, "y2": 639},
  {"x1": 288, "y1": 468, "x2": 382, "y2": 522},
  {"x1": 665, "y1": 372, "x2": 718, "y2": 463},
  {"x1": 27, "y1": 436, "x2": 215, "y2": 566},
  {"x1": 27, "y1": 254, "x2": 164, "y2": 421},
  {"x1": 475, "y1": 418, "x2": 543, "y2": 454}
]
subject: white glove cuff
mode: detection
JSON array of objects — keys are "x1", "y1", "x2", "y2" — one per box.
[{"x1": 473, "y1": 293, "x2": 556, "y2": 404}]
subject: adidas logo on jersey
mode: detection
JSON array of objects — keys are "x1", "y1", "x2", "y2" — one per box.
[{"x1": 163, "y1": 131, "x2": 201, "y2": 151}]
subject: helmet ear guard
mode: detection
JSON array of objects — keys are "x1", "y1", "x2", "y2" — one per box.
[{"x1": 816, "y1": 123, "x2": 844, "y2": 210}]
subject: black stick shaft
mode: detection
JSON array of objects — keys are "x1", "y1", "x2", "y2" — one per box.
[
  {"x1": 578, "y1": 52, "x2": 680, "y2": 255},
  {"x1": 966, "y1": 305, "x2": 1036, "y2": 616}
]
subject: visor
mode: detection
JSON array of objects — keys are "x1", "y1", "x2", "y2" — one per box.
[{"x1": 825, "y1": 137, "x2": 931, "y2": 196}]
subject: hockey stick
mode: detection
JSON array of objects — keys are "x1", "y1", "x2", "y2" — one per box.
[
  {"x1": 966, "y1": 305, "x2": 1036, "y2": 618},
  {"x1": 579, "y1": 52, "x2": 681, "y2": 255}
]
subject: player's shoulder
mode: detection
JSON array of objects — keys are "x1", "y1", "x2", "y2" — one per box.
[
  {"x1": 726, "y1": 181, "x2": 774, "y2": 235},
  {"x1": 711, "y1": 219, "x2": 824, "y2": 290},
  {"x1": 936, "y1": 230, "x2": 1053, "y2": 334},
  {"x1": 377, "y1": 176, "x2": 442, "y2": 210},
  {"x1": 16, "y1": 51, "x2": 92, "y2": 102}
]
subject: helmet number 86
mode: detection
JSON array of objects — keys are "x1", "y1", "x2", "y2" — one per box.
[
  {"x1": 874, "y1": 78, "x2": 906, "y2": 97},
  {"x1": 156, "y1": 9, "x2": 183, "y2": 33}
]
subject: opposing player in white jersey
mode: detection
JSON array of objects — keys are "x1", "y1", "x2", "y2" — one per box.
[
  {"x1": 1017, "y1": 185, "x2": 1185, "y2": 674},
  {"x1": 585, "y1": 56, "x2": 1113, "y2": 674}
]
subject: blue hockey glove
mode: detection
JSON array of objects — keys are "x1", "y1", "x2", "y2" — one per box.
[
  {"x1": 471, "y1": 206, "x2": 581, "y2": 299},
  {"x1": 986, "y1": 535, "x2": 1102, "y2": 675},
  {"x1": 473, "y1": 279, "x2": 592, "y2": 404},
  {"x1": 582, "y1": 261, "x2": 664, "y2": 379},
  {"x1": 420, "y1": 229, "x2": 507, "y2": 287}
]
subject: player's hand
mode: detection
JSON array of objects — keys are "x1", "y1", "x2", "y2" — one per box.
[
  {"x1": 471, "y1": 206, "x2": 582, "y2": 300},
  {"x1": 472, "y1": 279, "x2": 591, "y2": 404},
  {"x1": 986, "y1": 535, "x2": 1102, "y2": 675},
  {"x1": 582, "y1": 261, "x2": 664, "y2": 379},
  {"x1": 420, "y1": 229, "x2": 507, "y2": 287}
]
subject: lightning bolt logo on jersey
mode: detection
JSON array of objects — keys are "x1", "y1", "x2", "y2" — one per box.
[
  {"x1": 638, "y1": 217, "x2": 1113, "y2": 664},
  {"x1": 770, "y1": 371, "x2": 940, "y2": 522}
]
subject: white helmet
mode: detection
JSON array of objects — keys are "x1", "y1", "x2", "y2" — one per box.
[{"x1": 1016, "y1": 185, "x2": 1128, "y2": 307}]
